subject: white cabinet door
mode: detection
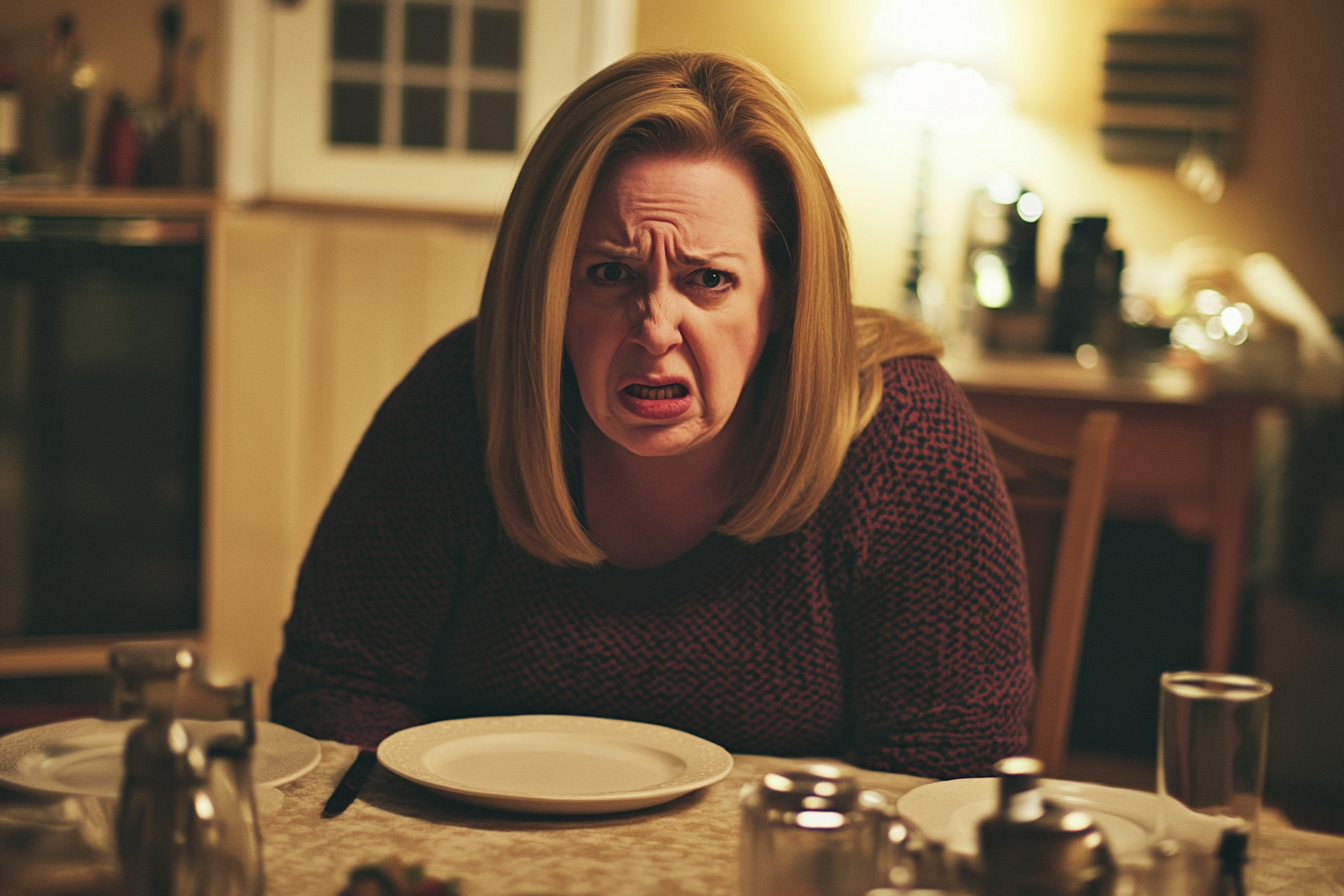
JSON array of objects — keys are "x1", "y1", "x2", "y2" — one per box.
[{"x1": 221, "y1": 0, "x2": 633, "y2": 211}]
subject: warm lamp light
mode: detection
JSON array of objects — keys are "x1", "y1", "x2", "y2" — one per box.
[{"x1": 858, "y1": 0, "x2": 1012, "y2": 322}]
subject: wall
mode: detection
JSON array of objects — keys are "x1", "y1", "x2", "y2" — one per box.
[
  {"x1": 637, "y1": 0, "x2": 1344, "y2": 322},
  {"x1": 206, "y1": 207, "x2": 493, "y2": 713}
]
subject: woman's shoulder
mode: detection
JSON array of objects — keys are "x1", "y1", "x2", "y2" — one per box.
[
  {"x1": 827, "y1": 353, "x2": 994, "y2": 522},
  {"x1": 410, "y1": 318, "x2": 478, "y2": 385},
  {"x1": 345, "y1": 318, "x2": 483, "y2": 477},
  {"x1": 865, "y1": 354, "x2": 980, "y2": 452},
  {"x1": 377, "y1": 318, "x2": 479, "y2": 418}
]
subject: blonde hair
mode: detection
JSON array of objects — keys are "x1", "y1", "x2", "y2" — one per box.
[{"x1": 477, "y1": 49, "x2": 939, "y2": 566}]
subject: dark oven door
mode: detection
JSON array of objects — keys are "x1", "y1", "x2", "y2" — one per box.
[{"x1": 0, "y1": 216, "x2": 204, "y2": 638}]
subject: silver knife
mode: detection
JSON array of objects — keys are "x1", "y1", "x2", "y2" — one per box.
[{"x1": 322, "y1": 749, "x2": 378, "y2": 818}]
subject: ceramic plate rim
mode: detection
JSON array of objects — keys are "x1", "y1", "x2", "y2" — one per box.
[
  {"x1": 377, "y1": 714, "x2": 734, "y2": 814},
  {"x1": 0, "y1": 717, "x2": 322, "y2": 798}
]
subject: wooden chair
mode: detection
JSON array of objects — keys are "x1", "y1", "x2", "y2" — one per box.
[{"x1": 978, "y1": 409, "x2": 1120, "y2": 776}]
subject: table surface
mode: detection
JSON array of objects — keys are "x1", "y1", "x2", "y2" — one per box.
[
  {"x1": 262, "y1": 742, "x2": 1344, "y2": 896},
  {"x1": 3, "y1": 739, "x2": 1342, "y2": 895}
]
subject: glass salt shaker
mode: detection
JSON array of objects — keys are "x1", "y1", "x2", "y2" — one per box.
[{"x1": 740, "y1": 764, "x2": 919, "y2": 896}]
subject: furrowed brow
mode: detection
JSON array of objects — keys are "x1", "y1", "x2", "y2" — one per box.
[{"x1": 583, "y1": 242, "x2": 642, "y2": 260}]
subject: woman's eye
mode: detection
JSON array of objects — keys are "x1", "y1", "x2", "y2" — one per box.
[
  {"x1": 590, "y1": 262, "x2": 627, "y2": 282},
  {"x1": 693, "y1": 269, "x2": 730, "y2": 289}
]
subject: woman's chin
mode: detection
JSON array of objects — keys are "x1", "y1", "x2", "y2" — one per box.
[{"x1": 605, "y1": 421, "x2": 716, "y2": 459}]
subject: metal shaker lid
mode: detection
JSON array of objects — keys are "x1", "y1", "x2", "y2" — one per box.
[
  {"x1": 985, "y1": 756, "x2": 1116, "y2": 886},
  {"x1": 757, "y1": 764, "x2": 861, "y2": 814}
]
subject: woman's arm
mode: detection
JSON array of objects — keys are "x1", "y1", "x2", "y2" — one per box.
[
  {"x1": 270, "y1": 322, "x2": 496, "y2": 747},
  {"x1": 839, "y1": 356, "x2": 1033, "y2": 778}
]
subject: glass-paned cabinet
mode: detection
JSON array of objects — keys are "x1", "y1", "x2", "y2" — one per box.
[
  {"x1": 329, "y1": 0, "x2": 523, "y2": 153},
  {"x1": 254, "y1": 0, "x2": 634, "y2": 211}
]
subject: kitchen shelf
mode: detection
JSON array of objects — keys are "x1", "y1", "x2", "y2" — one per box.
[{"x1": 0, "y1": 188, "x2": 217, "y2": 217}]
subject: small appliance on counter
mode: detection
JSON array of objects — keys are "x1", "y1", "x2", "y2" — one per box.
[
  {"x1": 1047, "y1": 216, "x2": 1125, "y2": 358},
  {"x1": 963, "y1": 172, "x2": 1046, "y2": 353}
]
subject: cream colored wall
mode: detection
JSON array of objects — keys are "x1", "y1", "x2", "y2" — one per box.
[
  {"x1": 205, "y1": 208, "x2": 493, "y2": 713},
  {"x1": 637, "y1": 0, "x2": 1344, "y2": 321}
]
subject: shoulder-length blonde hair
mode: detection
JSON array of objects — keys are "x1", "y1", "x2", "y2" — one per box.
[{"x1": 477, "y1": 48, "x2": 938, "y2": 566}]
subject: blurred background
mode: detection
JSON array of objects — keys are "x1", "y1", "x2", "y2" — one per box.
[{"x1": 0, "y1": 0, "x2": 1341, "y2": 830}]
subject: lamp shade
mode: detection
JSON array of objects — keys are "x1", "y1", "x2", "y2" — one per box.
[
  {"x1": 864, "y1": 0, "x2": 1010, "y2": 77},
  {"x1": 860, "y1": 0, "x2": 1012, "y2": 122}
]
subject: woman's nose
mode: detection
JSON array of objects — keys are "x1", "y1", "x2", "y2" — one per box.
[{"x1": 629, "y1": 282, "x2": 683, "y2": 355}]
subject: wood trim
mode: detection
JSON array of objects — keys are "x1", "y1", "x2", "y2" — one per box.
[
  {"x1": 255, "y1": 196, "x2": 499, "y2": 229},
  {"x1": 0, "y1": 189, "x2": 218, "y2": 216},
  {"x1": 0, "y1": 635, "x2": 198, "y2": 678}
]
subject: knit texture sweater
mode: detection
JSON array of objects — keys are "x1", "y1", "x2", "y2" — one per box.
[{"x1": 271, "y1": 321, "x2": 1033, "y2": 779}]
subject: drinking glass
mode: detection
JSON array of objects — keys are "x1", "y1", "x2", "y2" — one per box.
[{"x1": 1156, "y1": 671, "x2": 1271, "y2": 842}]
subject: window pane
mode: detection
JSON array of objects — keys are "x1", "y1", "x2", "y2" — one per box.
[
  {"x1": 471, "y1": 8, "x2": 521, "y2": 70},
  {"x1": 467, "y1": 89, "x2": 516, "y2": 151},
  {"x1": 330, "y1": 82, "x2": 382, "y2": 145},
  {"x1": 401, "y1": 86, "x2": 448, "y2": 148},
  {"x1": 404, "y1": 3, "x2": 451, "y2": 66},
  {"x1": 333, "y1": 1, "x2": 385, "y2": 62}
]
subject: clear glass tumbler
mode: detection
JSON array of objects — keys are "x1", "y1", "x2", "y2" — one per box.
[{"x1": 1156, "y1": 671, "x2": 1271, "y2": 841}]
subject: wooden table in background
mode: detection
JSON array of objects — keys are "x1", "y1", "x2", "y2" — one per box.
[{"x1": 943, "y1": 351, "x2": 1279, "y2": 673}]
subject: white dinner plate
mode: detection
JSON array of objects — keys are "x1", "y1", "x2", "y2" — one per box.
[
  {"x1": 0, "y1": 717, "x2": 322, "y2": 799},
  {"x1": 377, "y1": 714, "x2": 734, "y2": 815},
  {"x1": 896, "y1": 777, "x2": 1229, "y2": 867}
]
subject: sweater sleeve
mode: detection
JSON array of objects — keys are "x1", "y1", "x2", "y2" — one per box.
[
  {"x1": 269, "y1": 322, "x2": 496, "y2": 747},
  {"x1": 838, "y1": 356, "x2": 1033, "y2": 778}
]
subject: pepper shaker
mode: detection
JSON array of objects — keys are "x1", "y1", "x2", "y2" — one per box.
[{"x1": 977, "y1": 756, "x2": 1117, "y2": 896}]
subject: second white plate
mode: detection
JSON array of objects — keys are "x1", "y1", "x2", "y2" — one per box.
[
  {"x1": 0, "y1": 717, "x2": 322, "y2": 799},
  {"x1": 896, "y1": 777, "x2": 1229, "y2": 866},
  {"x1": 377, "y1": 714, "x2": 734, "y2": 815}
]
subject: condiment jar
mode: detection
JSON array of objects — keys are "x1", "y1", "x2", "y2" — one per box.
[
  {"x1": 111, "y1": 643, "x2": 264, "y2": 896},
  {"x1": 978, "y1": 756, "x2": 1116, "y2": 896},
  {"x1": 740, "y1": 764, "x2": 919, "y2": 896}
]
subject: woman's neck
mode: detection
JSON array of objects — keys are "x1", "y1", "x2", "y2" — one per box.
[{"x1": 580, "y1": 408, "x2": 748, "y2": 570}]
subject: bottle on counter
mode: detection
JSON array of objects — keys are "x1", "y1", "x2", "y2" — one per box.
[
  {"x1": 0, "y1": 62, "x2": 19, "y2": 181},
  {"x1": 1046, "y1": 216, "x2": 1124, "y2": 356},
  {"x1": 138, "y1": 2, "x2": 181, "y2": 185},
  {"x1": 139, "y1": 4, "x2": 215, "y2": 187},
  {"x1": 46, "y1": 14, "x2": 95, "y2": 185},
  {"x1": 978, "y1": 756, "x2": 1117, "y2": 896},
  {"x1": 98, "y1": 91, "x2": 141, "y2": 186}
]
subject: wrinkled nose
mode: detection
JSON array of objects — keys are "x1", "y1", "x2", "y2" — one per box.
[{"x1": 629, "y1": 282, "x2": 683, "y2": 355}]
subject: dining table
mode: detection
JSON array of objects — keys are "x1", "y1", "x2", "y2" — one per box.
[
  {"x1": 4, "y1": 738, "x2": 1344, "y2": 896},
  {"x1": 265, "y1": 742, "x2": 1344, "y2": 896}
]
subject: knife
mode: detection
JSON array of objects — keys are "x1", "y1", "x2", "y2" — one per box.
[{"x1": 322, "y1": 749, "x2": 378, "y2": 818}]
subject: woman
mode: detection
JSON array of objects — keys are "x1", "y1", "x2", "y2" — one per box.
[{"x1": 271, "y1": 49, "x2": 1032, "y2": 779}]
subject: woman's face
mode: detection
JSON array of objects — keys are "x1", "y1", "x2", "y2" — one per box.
[{"x1": 565, "y1": 153, "x2": 775, "y2": 459}]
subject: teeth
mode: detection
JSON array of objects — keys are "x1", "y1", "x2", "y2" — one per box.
[{"x1": 627, "y1": 383, "x2": 687, "y2": 400}]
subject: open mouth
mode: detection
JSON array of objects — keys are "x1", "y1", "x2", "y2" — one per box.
[{"x1": 623, "y1": 383, "x2": 689, "y2": 400}]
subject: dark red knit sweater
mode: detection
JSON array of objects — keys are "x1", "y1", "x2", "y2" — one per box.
[{"x1": 271, "y1": 320, "x2": 1033, "y2": 779}]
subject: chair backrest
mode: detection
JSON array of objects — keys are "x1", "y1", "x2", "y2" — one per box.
[{"x1": 978, "y1": 409, "x2": 1120, "y2": 776}]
